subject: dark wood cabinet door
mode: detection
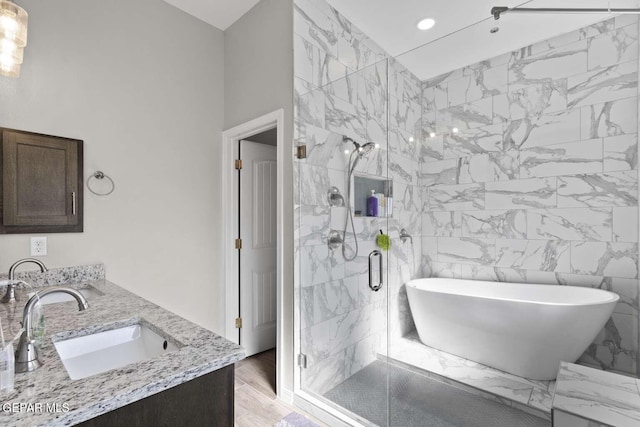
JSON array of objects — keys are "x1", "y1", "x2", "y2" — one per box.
[
  {"x1": 77, "y1": 365, "x2": 235, "y2": 427},
  {"x1": 1, "y1": 128, "x2": 83, "y2": 233}
]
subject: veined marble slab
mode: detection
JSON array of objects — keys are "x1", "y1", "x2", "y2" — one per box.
[
  {"x1": 496, "y1": 239, "x2": 571, "y2": 272},
  {"x1": 553, "y1": 362, "x2": 640, "y2": 427},
  {"x1": 519, "y1": 138, "x2": 603, "y2": 179},
  {"x1": 557, "y1": 171, "x2": 638, "y2": 208},
  {"x1": 526, "y1": 207, "x2": 612, "y2": 242},
  {"x1": 604, "y1": 133, "x2": 638, "y2": 172},
  {"x1": 423, "y1": 211, "x2": 461, "y2": 237},
  {"x1": 443, "y1": 123, "x2": 504, "y2": 158},
  {"x1": 571, "y1": 241, "x2": 638, "y2": 278},
  {"x1": 437, "y1": 237, "x2": 496, "y2": 266},
  {"x1": 390, "y1": 332, "x2": 553, "y2": 417},
  {"x1": 485, "y1": 177, "x2": 557, "y2": 210},
  {"x1": 462, "y1": 209, "x2": 527, "y2": 239},
  {"x1": 493, "y1": 80, "x2": 568, "y2": 122},
  {"x1": 427, "y1": 182, "x2": 485, "y2": 211},
  {"x1": 581, "y1": 96, "x2": 638, "y2": 140}
]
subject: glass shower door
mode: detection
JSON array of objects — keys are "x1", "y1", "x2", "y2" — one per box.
[{"x1": 294, "y1": 58, "x2": 392, "y2": 426}]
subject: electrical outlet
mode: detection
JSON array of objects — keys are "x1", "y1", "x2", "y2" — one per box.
[{"x1": 30, "y1": 237, "x2": 47, "y2": 256}]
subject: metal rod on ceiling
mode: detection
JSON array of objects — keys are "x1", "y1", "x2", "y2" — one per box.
[{"x1": 492, "y1": 6, "x2": 640, "y2": 20}]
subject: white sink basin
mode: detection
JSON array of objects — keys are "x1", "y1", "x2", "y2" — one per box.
[
  {"x1": 30, "y1": 286, "x2": 103, "y2": 305},
  {"x1": 54, "y1": 323, "x2": 179, "y2": 380}
]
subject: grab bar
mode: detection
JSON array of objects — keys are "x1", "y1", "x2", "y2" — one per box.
[{"x1": 368, "y1": 250, "x2": 383, "y2": 292}]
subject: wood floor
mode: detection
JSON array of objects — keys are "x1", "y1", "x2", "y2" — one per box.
[{"x1": 235, "y1": 349, "x2": 326, "y2": 427}]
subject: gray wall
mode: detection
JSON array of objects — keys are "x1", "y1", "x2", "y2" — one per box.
[
  {"x1": 0, "y1": 0, "x2": 226, "y2": 332},
  {"x1": 224, "y1": 0, "x2": 295, "y2": 392}
]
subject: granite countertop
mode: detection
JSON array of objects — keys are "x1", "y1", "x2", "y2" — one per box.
[
  {"x1": 0, "y1": 279, "x2": 245, "y2": 426},
  {"x1": 552, "y1": 362, "x2": 640, "y2": 427}
]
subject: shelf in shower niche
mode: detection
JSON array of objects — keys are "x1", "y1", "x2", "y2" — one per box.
[{"x1": 353, "y1": 175, "x2": 392, "y2": 218}]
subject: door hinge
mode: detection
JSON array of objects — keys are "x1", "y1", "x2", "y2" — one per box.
[
  {"x1": 297, "y1": 353, "x2": 307, "y2": 369},
  {"x1": 235, "y1": 238, "x2": 242, "y2": 249},
  {"x1": 235, "y1": 159, "x2": 243, "y2": 170},
  {"x1": 295, "y1": 145, "x2": 307, "y2": 159},
  {"x1": 235, "y1": 317, "x2": 243, "y2": 329}
]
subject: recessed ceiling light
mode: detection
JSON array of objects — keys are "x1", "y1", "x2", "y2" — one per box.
[
  {"x1": 417, "y1": 18, "x2": 436, "y2": 31},
  {"x1": 452, "y1": 127, "x2": 459, "y2": 134},
  {"x1": 429, "y1": 132, "x2": 436, "y2": 138}
]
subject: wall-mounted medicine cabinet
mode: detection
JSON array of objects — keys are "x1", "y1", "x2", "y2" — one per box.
[
  {"x1": 353, "y1": 175, "x2": 393, "y2": 218},
  {"x1": 0, "y1": 128, "x2": 83, "y2": 234}
]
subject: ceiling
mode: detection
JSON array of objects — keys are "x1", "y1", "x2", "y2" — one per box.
[
  {"x1": 162, "y1": 0, "x2": 260, "y2": 30},
  {"x1": 163, "y1": 0, "x2": 640, "y2": 80},
  {"x1": 326, "y1": 0, "x2": 640, "y2": 80}
]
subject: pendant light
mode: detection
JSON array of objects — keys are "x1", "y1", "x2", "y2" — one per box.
[{"x1": 0, "y1": 0, "x2": 27, "y2": 78}]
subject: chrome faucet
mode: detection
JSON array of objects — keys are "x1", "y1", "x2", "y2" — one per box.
[
  {"x1": 15, "y1": 287, "x2": 89, "y2": 373},
  {"x1": 400, "y1": 228, "x2": 413, "y2": 244},
  {"x1": 3, "y1": 258, "x2": 48, "y2": 303}
]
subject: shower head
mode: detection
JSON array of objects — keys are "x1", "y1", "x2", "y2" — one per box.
[
  {"x1": 358, "y1": 142, "x2": 375, "y2": 157},
  {"x1": 343, "y1": 136, "x2": 376, "y2": 158}
]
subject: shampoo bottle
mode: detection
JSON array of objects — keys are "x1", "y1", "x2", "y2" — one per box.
[
  {"x1": 376, "y1": 193, "x2": 385, "y2": 217},
  {"x1": 367, "y1": 190, "x2": 378, "y2": 217}
]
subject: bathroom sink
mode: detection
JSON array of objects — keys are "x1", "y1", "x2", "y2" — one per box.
[
  {"x1": 30, "y1": 286, "x2": 103, "y2": 305},
  {"x1": 54, "y1": 323, "x2": 179, "y2": 380}
]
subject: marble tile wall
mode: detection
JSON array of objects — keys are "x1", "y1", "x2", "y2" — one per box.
[
  {"x1": 294, "y1": 0, "x2": 423, "y2": 395},
  {"x1": 420, "y1": 15, "x2": 640, "y2": 376}
]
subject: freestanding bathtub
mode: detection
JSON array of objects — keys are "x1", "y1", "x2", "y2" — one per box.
[{"x1": 406, "y1": 278, "x2": 619, "y2": 380}]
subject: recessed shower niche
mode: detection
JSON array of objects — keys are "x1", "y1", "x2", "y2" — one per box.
[{"x1": 353, "y1": 175, "x2": 393, "y2": 218}]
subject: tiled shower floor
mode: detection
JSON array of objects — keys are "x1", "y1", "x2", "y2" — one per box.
[
  {"x1": 324, "y1": 360, "x2": 550, "y2": 427},
  {"x1": 389, "y1": 332, "x2": 554, "y2": 417}
]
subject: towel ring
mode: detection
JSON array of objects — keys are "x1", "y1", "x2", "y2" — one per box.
[{"x1": 87, "y1": 171, "x2": 115, "y2": 196}]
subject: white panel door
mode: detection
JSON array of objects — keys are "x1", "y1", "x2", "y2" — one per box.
[{"x1": 240, "y1": 140, "x2": 277, "y2": 356}]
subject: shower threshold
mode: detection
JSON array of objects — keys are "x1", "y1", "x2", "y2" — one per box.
[
  {"x1": 323, "y1": 360, "x2": 549, "y2": 427},
  {"x1": 388, "y1": 331, "x2": 554, "y2": 419}
]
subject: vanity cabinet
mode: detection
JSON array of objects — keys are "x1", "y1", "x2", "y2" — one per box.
[
  {"x1": 77, "y1": 364, "x2": 235, "y2": 426},
  {"x1": 0, "y1": 128, "x2": 83, "y2": 233}
]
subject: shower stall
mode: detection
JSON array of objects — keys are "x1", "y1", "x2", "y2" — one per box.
[{"x1": 293, "y1": 0, "x2": 640, "y2": 425}]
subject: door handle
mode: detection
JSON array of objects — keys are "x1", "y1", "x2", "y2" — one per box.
[
  {"x1": 71, "y1": 192, "x2": 76, "y2": 215},
  {"x1": 368, "y1": 250, "x2": 383, "y2": 292}
]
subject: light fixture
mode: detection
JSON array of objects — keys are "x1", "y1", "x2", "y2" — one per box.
[
  {"x1": 0, "y1": 60, "x2": 18, "y2": 77},
  {"x1": 0, "y1": 37, "x2": 21, "y2": 63},
  {"x1": 0, "y1": 0, "x2": 27, "y2": 78},
  {"x1": 429, "y1": 132, "x2": 436, "y2": 138},
  {"x1": 409, "y1": 136, "x2": 415, "y2": 143},
  {"x1": 452, "y1": 127, "x2": 459, "y2": 134},
  {"x1": 374, "y1": 143, "x2": 380, "y2": 149},
  {"x1": 417, "y1": 18, "x2": 436, "y2": 31}
]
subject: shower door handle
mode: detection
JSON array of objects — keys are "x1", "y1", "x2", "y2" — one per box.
[{"x1": 368, "y1": 250, "x2": 383, "y2": 292}]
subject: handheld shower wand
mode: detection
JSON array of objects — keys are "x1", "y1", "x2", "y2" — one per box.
[{"x1": 342, "y1": 136, "x2": 376, "y2": 261}]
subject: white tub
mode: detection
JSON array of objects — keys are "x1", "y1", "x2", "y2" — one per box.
[{"x1": 406, "y1": 278, "x2": 619, "y2": 380}]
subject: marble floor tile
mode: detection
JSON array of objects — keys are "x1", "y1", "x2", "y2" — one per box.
[{"x1": 553, "y1": 362, "x2": 640, "y2": 427}]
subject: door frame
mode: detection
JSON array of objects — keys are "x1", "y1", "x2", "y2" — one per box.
[{"x1": 220, "y1": 109, "x2": 285, "y2": 397}]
